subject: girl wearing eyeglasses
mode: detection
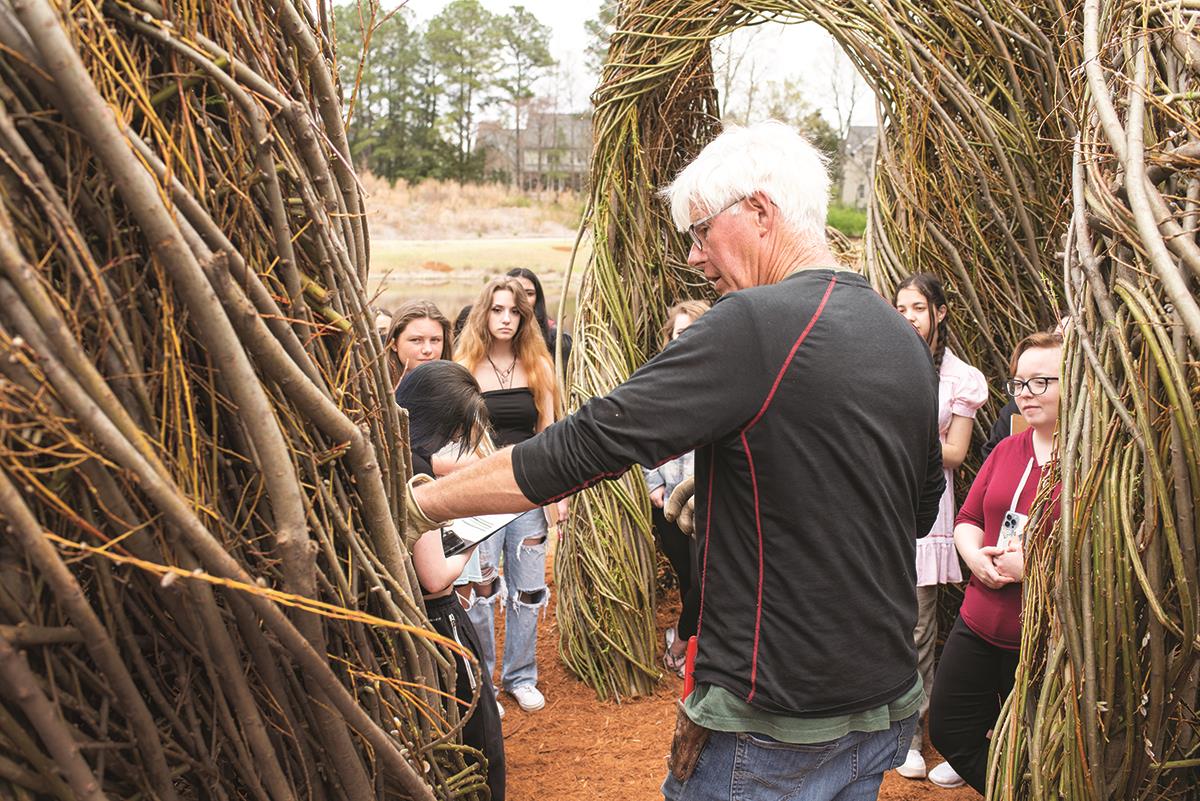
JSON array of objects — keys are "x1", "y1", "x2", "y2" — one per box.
[
  {"x1": 928, "y1": 331, "x2": 1064, "y2": 792},
  {"x1": 892, "y1": 273, "x2": 987, "y2": 782}
]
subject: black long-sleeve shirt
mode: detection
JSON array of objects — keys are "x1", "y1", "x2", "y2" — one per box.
[{"x1": 513, "y1": 269, "x2": 944, "y2": 715}]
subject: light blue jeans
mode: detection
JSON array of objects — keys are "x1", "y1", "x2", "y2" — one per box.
[
  {"x1": 662, "y1": 713, "x2": 917, "y2": 801},
  {"x1": 465, "y1": 510, "x2": 548, "y2": 691}
]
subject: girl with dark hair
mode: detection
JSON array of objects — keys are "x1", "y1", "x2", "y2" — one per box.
[
  {"x1": 644, "y1": 300, "x2": 711, "y2": 676},
  {"x1": 455, "y1": 276, "x2": 563, "y2": 714},
  {"x1": 384, "y1": 300, "x2": 453, "y2": 390},
  {"x1": 893, "y1": 273, "x2": 987, "y2": 781},
  {"x1": 506, "y1": 267, "x2": 573, "y2": 367},
  {"x1": 395, "y1": 361, "x2": 506, "y2": 801}
]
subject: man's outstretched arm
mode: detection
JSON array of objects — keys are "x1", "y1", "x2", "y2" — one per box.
[{"x1": 411, "y1": 448, "x2": 537, "y2": 523}]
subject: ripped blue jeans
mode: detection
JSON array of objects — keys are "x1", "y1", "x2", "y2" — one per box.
[{"x1": 465, "y1": 510, "x2": 548, "y2": 691}]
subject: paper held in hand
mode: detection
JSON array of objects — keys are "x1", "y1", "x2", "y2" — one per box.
[{"x1": 440, "y1": 511, "x2": 524, "y2": 556}]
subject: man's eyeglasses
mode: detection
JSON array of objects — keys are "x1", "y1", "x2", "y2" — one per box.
[
  {"x1": 688, "y1": 197, "x2": 745, "y2": 251},
  {"x1": 1005, "y1": 377, "x2": 1059, "y2": 396}
]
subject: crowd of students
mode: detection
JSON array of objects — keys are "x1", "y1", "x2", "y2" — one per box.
[
  {"x1": 378, "y1": 267, "x2": 576, "y2": 801},
  {"x1": 383, "y1": 264, "x2": 1063, "y2": 800},
  {"x1": 890, "y1": 275, "x2": 1062, "y2": 792}
]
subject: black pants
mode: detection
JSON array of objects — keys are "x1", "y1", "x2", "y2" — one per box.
[
  {"x1": 425, "y1": 594, "x2": 506, "y2": 801},
  {"x1": 928, "y1": 615, "x2": 1019, "y2": 794},
  {"x1": 651, "y1": 506, "x2": 699, "y2": 639}
]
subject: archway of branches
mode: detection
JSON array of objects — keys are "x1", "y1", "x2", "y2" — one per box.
[{"x1": 558, "y1": 3, "x2": 1200, "y2": 799}]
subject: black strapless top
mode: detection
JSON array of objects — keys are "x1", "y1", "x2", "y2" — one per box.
[{"x1": 482, "y1": 388, "x2": 538, "y2": 447}]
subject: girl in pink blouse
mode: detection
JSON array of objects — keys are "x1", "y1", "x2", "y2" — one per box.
[{"x1": 893, "y1": 273, "x2": 988, "y2": 781}]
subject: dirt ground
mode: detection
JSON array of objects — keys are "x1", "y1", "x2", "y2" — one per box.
[{"x1": 491, "y1": 562, "x2": 982, "y2": 801}]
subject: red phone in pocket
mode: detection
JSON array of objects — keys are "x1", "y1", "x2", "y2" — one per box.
[{"x1": 682, "y1": 636, "x2": 698, "y2": 699}]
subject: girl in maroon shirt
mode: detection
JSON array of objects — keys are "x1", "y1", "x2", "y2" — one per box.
[{"x1": 928, "y1": 331, "x2": 1063, "y2": 792}]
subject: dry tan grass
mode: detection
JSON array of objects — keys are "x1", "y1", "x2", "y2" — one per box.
[{"x1": 361, "y1": 174, "x2": 584, "y2": 239}]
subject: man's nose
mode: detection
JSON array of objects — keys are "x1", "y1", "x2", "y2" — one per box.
[{"x1": 686, "y1": 241, "x2": 704, "y2": 266}]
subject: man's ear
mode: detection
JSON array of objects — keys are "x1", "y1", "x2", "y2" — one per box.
[{"x1": 747, "y1": 191, "x2": 775, "y2": 235}]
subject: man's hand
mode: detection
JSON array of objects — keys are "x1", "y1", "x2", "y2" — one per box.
[
  {"x1": 649, "y1": 486, "x2": 666, "y2": 509},
  {"x1": 404, "y1": 474, "x2": 445, "y2": 550},
  {"x1": 968, "y1": 545, "x2": 1017, "y2": 589},
  {"x1": 665, "y1": 477, "x2": 696, "y2": 536}
]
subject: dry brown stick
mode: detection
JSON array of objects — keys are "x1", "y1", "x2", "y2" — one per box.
[
  {"x1": 0, "y1": 462, "x2": 179, "y2": 800},
  {"x1": 0, "y1": 618, "x2": 108, "y2": 801},
  {"x1": 224, "y1": 592, "x2": 330, "y2": 801},
  {"x1": 0, "y1": 267, "x2": 432, "y2": 798},
  {"x1": 0, "y1": 751, "x2": 65, "y2": 800},
  {"x1": 122, "y1": 132, "x2": 327, "y2": 393},
  {"x1": 0, "y1": 700, "x2": 74, "y2": 801},
  {"x1": 114, "y1": 10, "x2": 305, "y2": 312},
  {"x1": 204, "y1": 261, "x2": 412, "y2": 600},
  {"x1": 0, "y1": 625, "x2": 82, "y2": 646},
  {"x1": 1120, "y1": 33, "x2": 1200, "y2": 349},
  {"x1": 261, "y1": 0, "x2": 367, "y2": 275},
  {"x1": 183, "y1": 553, "x2": 297, "y2": 801},
  {"x1": 3, "y1": 8, "x2": 388, "y2": 795},
  {"x1": 0, "y1": 100, "x2": 149, "y2": 423}
]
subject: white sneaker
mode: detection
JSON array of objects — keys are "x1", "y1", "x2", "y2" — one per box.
[
  {"x1": 495, "y1": 697, "x2": 505, "y2": 719},
  {"x1": 509, "y1": 684, "x2": 545, "y2": 712},
  {"x1": 928, "y1": 761, "x2": 965, "y2": 788},
  {"x1": 896, "y1": 749, "x2": 926, "y2": 779}
]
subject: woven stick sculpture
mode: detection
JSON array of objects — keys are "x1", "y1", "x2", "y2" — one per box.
[
  {"x1": 576, "y1": 3, "x2": 1198, "y2": 797},
  {"x1": 991, "y1": 3, "x2": 1200, "y2": 798},
  {"x1": 0, "y1": 0, "x2": 486, "y2": 798}
]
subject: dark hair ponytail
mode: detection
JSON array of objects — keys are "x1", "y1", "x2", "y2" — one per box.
[
  {"x1": 395, "y1": 361, "x2": 489, "y2": 460},
  {"x1": 895, "y1": 273, "x2": 950, "y2": 373}
]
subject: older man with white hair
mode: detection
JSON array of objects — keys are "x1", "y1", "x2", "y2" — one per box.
[{"x1": 408, "y1": 120, "x2": 945, "y2": 800}]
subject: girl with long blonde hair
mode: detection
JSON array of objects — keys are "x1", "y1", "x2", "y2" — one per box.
[{"x1": 454, "y1": 276, "x2": 561, "y2": 715}]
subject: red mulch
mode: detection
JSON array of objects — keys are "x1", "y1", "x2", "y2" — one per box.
[{"x1": 487, "y1": 551, "x2": 982, "y2": 801}]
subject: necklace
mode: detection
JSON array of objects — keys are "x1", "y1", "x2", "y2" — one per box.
[{"x1": 487, "y1": 353, "x2": 517, "y2": 389}]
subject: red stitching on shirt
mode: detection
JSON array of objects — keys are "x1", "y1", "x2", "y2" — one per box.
[
  {"x1": 737, "y1": 274, "x2": 836, "y2": 703},
  {"x1": 695, "y1": 447, "x2": 715, "y2": 638},
  {"x1": 741, "y1": 431, "x2": 764, "y2": 703},
  {"x1": 742, "y1": 275, "x2": 838, "y2": 433},
  {"x1": 541, "y1": 466, "x2": 630, "y2": 503}
]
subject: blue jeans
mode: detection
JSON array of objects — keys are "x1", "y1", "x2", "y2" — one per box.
[
  {"x1": 466, "y1": 510, "x2": 548, "y2": 691},
  {"x1": 662, "y1": 714, "x2": 917, "y2": 801}
]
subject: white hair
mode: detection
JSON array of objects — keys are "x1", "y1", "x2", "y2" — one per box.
[{"x1": 662, "y1": 120, "x2": 831, "y2": 240}]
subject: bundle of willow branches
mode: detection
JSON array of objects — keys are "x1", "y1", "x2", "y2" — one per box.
[
  {"x1": 580, "y1": 3, "x2": 1197, "y2": 796},
  {"x1": 0, "y1": 0, "x2": 483, "y2": 798},
  {"x1": 991, "y1": 3, "x2": 1200, "y2": 797}
]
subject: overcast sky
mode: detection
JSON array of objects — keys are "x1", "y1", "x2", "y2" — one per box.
[{"x1": 404, "y1": 1, "x2": 877, "y2": 127}]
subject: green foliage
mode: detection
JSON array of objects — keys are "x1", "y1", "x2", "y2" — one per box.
[
  {"x1": 826, "y1": 202, "x2": 866, "y2": 237},
  {"x1": 584, "y1": 2, "x2": 617, "y2": 73},
  {"x1": 335, "y1": 1, "x2": 562, "y2": 186},
  {"x1": 334, "y1": 3, "x2": 455, "y2": 182},
  {"x1": 427, "y1": 0, "x2": 501, "y2": 183},
  {"x1": 495, "y1": 6, "x2": 554, "y2": 187},
  {"x1": 761, "y1": 78, "x2": 843, "y2": 184}
]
